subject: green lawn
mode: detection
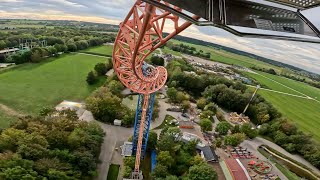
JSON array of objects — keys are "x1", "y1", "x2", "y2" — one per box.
[
  {"x1": 0, "y1": 109, "x2": 18, "y2": 128},
  {"x1": 81, "y1": 45, "x2": 113, "y2": 56},
  {"x1": 252, "y1": 71, "x2": 320, "y2": 99},
  {"x1": 154, "y1": 114, "x2": 176, "y2": 129},
  {"x1": 244, "y1": 72, "x2": 301, "y2": 95},
  {"x1": 162, "y1": 46, "x2": 182, "y2": 57},
  {"x1": 258, "y1": 91, "x2": 320, "y2": 141},
  {"x1": 122, "y1": 95, "x2": 139, "y2": 110},
  {"x1": 243, "y1": 69, "x2": 320, "y2": 141},
  {"x1": 107, "y1": 164, "x2": 120, "y2": 180},
  {"x1": 0, "y1": 54, "x2": 106, "y2": 120}
]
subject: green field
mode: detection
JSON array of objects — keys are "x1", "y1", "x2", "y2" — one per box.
[
  {"x1": 258, "y1": 91, "x2": 320, "y2": 141},
  {"x1": 122, "y1": 95, "x2": 139, "y2": 110},
  {"x1": 81, "y1": 45, "x2": 113, "y2": 56},
  {"x1": 245, "y1": 71, "x2": 320, "y2": 141},
  {"x1": 253, "y1": 72, "x2": 320, "y2": 99},
  {"x1": 0, "y1": 109, "x2": 18, "y2": 128},
  {"x1": 245, "y1": 72, "x2": 301, "y2": 95},
  {"x1": 0, "y1": 54, "x2": 106, "y2": 125}
]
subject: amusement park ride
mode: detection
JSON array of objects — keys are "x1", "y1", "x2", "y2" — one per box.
[{"x1": 112, "y1": 0, "x2": 320, "y2": 178}]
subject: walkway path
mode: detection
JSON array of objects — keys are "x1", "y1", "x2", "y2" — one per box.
[
  {"x1": 0, "y1": 103, "x2": 24, "y2": 117},
  {"x1": 245, "y1": 137, "x2": 320, "y2": 176},
  {"x1": 75, "y1": 52, "x2": 109, "y2": 58},
  {"x1": 95, "y1": 122, "x2": 133, "y2": 180}
]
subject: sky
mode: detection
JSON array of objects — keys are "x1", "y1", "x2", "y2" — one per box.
[{"x1": 0, "y1": 0, "x2": 320, "y2": 74}]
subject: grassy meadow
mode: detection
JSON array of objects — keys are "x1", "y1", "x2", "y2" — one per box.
[
  {"x1": 0, "y1": 53, "x2": 107, "y2": 127},
  {"x1": 81, "y1": 45, "x2": 113, "y2": 56},
  {"x1": 246, "y1": 72, "x2": 320, "y2": 141}
]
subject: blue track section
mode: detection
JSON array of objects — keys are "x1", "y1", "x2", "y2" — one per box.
[{"x1": 132, "y1": 93, "x2": 156, "y2": 158}]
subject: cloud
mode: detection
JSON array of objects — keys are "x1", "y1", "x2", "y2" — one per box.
[{"x1": 0, "y1": 0, "x2": 319, "y2": 73}]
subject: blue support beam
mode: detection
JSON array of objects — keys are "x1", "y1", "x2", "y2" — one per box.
[{"x1": 132, "y1": 93, "x2": 156, "y2": 158}]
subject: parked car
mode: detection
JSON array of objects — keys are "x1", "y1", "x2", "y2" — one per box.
[{"x1": 182, "y1": 113, "x2": 190, "y2": 118}]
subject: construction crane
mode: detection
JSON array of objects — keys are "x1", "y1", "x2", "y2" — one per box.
[
  {"x1": 112, "y1": 0, "x2": 320, "y2": 178},
  {"x1": 243, "y1": 85, "x2": 260, "y2": 115}
]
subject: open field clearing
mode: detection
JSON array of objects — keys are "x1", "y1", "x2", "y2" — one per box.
[
  {"x1": 0, "y1": 109, "x2": 18, "y2": 128},
  {"x1": 246, "y1": 71, "x2": 320, "y2": 141},
  {"x1": 253, "y1": 72, "x2": 320, "y2": 100},
  {"x1": 258, "y1": 90, "x2": 320, "y2": 142},
  {"x1": 245, "y1": 72, "x2": 302, "y2": 96},
  {"x1": 0, "y1": 54, "x2": 106, "y2": 121},
  {"x1": 80, "y1": 45, "x2": 113, "y2": 56}
]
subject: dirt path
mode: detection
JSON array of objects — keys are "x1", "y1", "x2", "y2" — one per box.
[{"x1": 0, "y1": 103, "x2": 24, "y2": 117}]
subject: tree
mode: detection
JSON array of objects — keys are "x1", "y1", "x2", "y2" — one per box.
[
  {"x1": 204, "y1": 103, "x2": 217, "y2": 114},
  {"x1": 94, "y1": 63, "x2": 108, "y2": 76},
  {"x1": 147, "y1": 131, "x2": 158, "y2": 151},
  {"x1": 107, "y1": 80, "x2": 125, "y2": 97},
  {"x1": 86, "y1": 87, "x2": 123, "y2": 123},
  {"x1": 86, "y1": 71, "x2": 98, "y2": 85},
  {"x1": 199, "y1": 119, "x2": 212, "y2": 132},
  {"x1": 258, "y1": 123, "x2": 270, "y2": 135},
  {"x1": 124, "y1": 157, "x2": 136, "y2": 169},
  {"x1": 157, "y1": 151, "x2": 174, "y2": 167},
  {"x1": 187, "y1": 163, "x2": 218, "y2": 180},
  {"x1": 31, "y1": 50, "x2": 42, "y2": 63},
  {"x1": 157, "y1": 134, "x2": 175, "y2": 152},
  {"x1": 67, "y1": 43, "x2": 77, "y2": 52},
  {"x1": 167, "y1": 87, "x2": 178, "y2": 102},
  {"x1": 151, "y1": 56, "x2": 165, "y2": 66},
  {"x1": 196, "y1": 98, "x2": 207, "y2": 110},
  {"x1": 240, "y1": 123, "x2": 258, "y2": 139},
  {"x1": 200, "y1": 110, "x2": 215, "y2": 121},
  {"x1": 0, "y1": 40, "x2": 6, "y2": 49},
  {"x1": 0, "y1": 128, "x2": 27, "y2": 151},
  {"x1": 274, "y1": 131, "x2": 289, "y2": 145},
  {"x1": 181, "y1": 100, "x2": 191, "y2": 112},
  {"x1": 231, "y1": 125, "x2": 240, "y2": 134},
  {"x1": 47, "y1": 46, "x2": 57, "y2": 56},
  {"x1": 0, "y1": 166, "x2": 38, "y2": 180},
  {"x1": 123, "y1": 166, "x2": 132, "y2": 178},
  {"x1": 152, "y1": 164, "x2": 168, "y2": 179},
  {"x1": 224, "y1": 135, "x2": 239, "y2": 146},
  {"x1": 215, "y1": 138, "x2": 222, "y2": 148},
  {"x1": 17, "y1": 133, "x2": 49, "y2": 160},
  {"x1": 215, "y1": 122, "x2": 231, "y2": 135}
]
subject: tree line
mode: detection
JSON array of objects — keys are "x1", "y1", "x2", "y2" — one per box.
[
  {"x1": 166, "y1": 42, "x2": 211, "y2": 59},
  {"x1": 0, "y1": 28, "x2": 116, "y2": 64}
]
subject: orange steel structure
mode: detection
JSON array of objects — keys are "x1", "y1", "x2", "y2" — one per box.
[{"x1": 112, "y1": 0, "x2": 198, "y2": 174}]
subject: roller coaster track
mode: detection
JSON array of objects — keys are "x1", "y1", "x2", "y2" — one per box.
[{"x1": 112, "y1": 0, "x2": 198, "y2": 176}]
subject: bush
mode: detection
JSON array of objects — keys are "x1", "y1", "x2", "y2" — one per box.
[
  {"x1": 215, "y1": 121, "x2": 231, "y2": 135},
  {"x1": 86, "y1": 71, "x2": 98, "y2": 85},
  {"x1": 94, "y1": 63, "x2": 108, "y2": 76},
  {"x1": 199, "y1": 119, "x2": 212, "y2": 132}
]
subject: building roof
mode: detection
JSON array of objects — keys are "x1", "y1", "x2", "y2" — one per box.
[
  {"x1": 121, "y1": 142, "x2": 133, "y2": 157},
  {"x1": 198, "y1": 145, "x2": 218, "y2": 162},
  {"x1": 0, "y1": 48, "x2": 19, "y2": 54}
]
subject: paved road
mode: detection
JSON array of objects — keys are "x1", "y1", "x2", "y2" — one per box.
[
  {"x1": 248, "y1": 137, "x2": 320, "y2": 176},
  {"x1": 95, "y1": 122, "x2": 133, "y2": 180}
]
